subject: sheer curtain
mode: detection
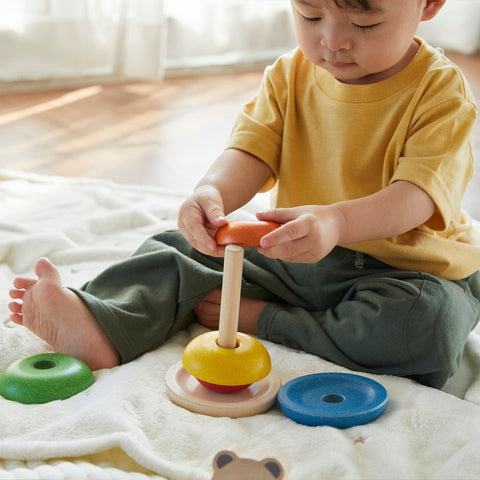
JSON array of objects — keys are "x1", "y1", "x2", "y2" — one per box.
[
  {"x1": 0, "y1": 0, "x2": 478, "y2": 91},
  {"x1": 0, "y1": 0, "x2": 165, "y2": 89},
  {"x1": 164, "y1": 0, "x2": 295, "y2": 73}
]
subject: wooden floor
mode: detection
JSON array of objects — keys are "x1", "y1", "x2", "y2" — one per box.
[{"x1": 0, "y1": 51, "x2": 479, "y2": 220}]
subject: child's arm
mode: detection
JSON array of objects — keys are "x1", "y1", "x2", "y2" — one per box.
[
  {"x1": 177, "y1": 148, "x2": 273, "y2": 256},
  {"x1": 257, "y1": 180, "x2": 436, "y2": 263}
]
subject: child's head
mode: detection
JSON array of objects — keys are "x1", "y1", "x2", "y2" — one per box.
[{"x1": 290, "y1": 0, "x2": 446, "y2": 84}]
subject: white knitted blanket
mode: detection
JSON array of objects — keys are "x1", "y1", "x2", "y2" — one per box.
[{"x1": 1, "y1": 170, "x2": 479, "y2": 480}]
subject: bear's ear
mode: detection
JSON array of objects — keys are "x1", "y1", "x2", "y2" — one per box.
[
  {"x1": 213, "y1": 450, "x2": 238, "y2": 470},
  {"x1": 262, "y1": 458, "x2": 284, "y2": 479}
]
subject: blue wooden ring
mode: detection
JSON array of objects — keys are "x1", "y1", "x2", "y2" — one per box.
[{"x1": 278, "y1": 372, "x2": 388, "y2": 428}]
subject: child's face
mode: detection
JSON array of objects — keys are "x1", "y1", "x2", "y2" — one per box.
[{"x1": 291, "y1": 0, "x2": 429, "y2": 84}]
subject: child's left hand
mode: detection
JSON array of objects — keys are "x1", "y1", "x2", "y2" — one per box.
[{"x1": 256, "y1": 205, "x2": 343, "y2": 263}]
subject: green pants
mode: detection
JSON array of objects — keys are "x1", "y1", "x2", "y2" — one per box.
[{"x1": 73, "y1": 230, "x2": 480, "y2": 389}]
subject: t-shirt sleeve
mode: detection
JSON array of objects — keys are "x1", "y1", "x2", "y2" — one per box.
[
  {"x1": 391, "y1": 95, "x2": 477, "y2": 231},
  {"x1": 227, "y1": 63, "x2": 287, "y2": 183}
]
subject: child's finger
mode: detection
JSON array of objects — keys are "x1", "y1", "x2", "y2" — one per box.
[
  {"x1": 258, "y1": 235, "x2": 313, "y2": 262},
  {"x1": 193, "y1": 186, "x2": 227, "y2": 228},
  {"x1": 259, "y1": 216, "x2": 311, "y2": 249},
  {"x1": 256, "y1": 208, "x2": 297, "y2": 224},
  {"x1": 205, "y1": 206, "x2": 227, "y2": 228},
  {"x1": 187, "y1": 224, "x2": 219, "y2": 254}
]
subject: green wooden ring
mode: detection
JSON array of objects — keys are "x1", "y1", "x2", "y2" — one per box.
[{"x1": 0, "y1": 353, "x2": 95, "y2": 404}]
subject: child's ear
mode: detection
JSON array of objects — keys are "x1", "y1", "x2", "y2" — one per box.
[{"x1": 421, "y1": 0, "x2": 447, "y2": 21}]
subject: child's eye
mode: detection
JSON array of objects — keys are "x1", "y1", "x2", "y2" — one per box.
[
  {"x1": 302, "y1": 15, "x2": 322, "y2": 24},
  {"x1": 353, "y1": 23, "x2": 381, "y2": 32}
]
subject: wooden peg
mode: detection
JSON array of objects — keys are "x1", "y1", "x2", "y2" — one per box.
[{"x1": 218, "y1": 244, "x2": 244, "y2": 349}]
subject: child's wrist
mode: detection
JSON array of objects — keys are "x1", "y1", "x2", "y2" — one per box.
[{"x1": 328, "y1": 204, "x2": 348, "y2": 247}]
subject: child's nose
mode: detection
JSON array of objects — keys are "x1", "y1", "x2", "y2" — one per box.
[{"x1": 320, "y1": 26, "x2": 351, "y2": 51}]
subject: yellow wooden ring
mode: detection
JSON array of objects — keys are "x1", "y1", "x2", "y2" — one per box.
[{"x1": 182, "y1": 331, "x2": 271, "y2": 386}]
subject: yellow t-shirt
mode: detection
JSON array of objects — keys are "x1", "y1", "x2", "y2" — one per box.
[{"x1": 227, "y1": 38, "x2": 480, "y2": 280}]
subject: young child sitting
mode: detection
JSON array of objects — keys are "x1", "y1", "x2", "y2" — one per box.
[{"x1": 9, "y1": 0, "x2": 480, "y2": 389}]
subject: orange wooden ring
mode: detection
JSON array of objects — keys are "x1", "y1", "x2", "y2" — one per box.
[{"x1": 215, "y1": 220, "x2": 280, "y2": 247}]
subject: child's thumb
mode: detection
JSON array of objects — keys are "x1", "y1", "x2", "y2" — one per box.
[{"x1": 205, "y1": 205, "x2": 227, "y2": 227}]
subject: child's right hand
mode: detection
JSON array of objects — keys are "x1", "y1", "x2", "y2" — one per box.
[{"x1": 177, "y1": 185, "x2": 228, "y2": 256}]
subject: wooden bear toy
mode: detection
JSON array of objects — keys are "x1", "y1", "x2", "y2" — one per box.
[{"x1": 212, "y1": 450, "x2": 284, "y2": 480}]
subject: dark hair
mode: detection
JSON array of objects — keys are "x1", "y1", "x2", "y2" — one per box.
[{"x1": 332, "y1": 0, "x2": 372, "y2": 10}]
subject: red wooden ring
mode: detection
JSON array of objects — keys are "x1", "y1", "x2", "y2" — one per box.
[{"x1": 196, "y1": 379, "x2": 251, "y2": 393}]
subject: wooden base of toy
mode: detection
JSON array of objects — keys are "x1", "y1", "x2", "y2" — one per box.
[{"x1": 165, "y1": 361, "x2": 281, "y2": 418}]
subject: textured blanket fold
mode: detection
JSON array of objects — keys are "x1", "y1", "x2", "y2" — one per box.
[{"x1": 1, "y1": 170, "x2": 479, "y2": 480}]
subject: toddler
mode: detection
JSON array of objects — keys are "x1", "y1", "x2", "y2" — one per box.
[{"x1": 9, "y1": 0, "x2": 480, "y2": 388}]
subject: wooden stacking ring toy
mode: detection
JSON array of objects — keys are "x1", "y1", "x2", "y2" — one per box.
[
  {"x1": 182, "y1": 331, "x2": 271, "y2": 393},
  {"x1": 166, "y1": 220, "x2": 282, "y2": 417},
  {"x1": 0, "y1": 353, "x2": 95, "y2": 404},
  {"x1": 277, "y1": 372, "x2": 388, "y2": 428}
]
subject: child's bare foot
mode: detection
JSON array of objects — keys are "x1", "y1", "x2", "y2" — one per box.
[{"x1": 8, "y1": 258, "x2": 120, "y2": 371}]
